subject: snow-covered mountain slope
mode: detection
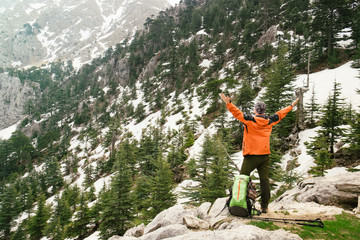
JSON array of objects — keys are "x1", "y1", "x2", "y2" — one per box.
[{"x1": 0, "y1": 0, "x2": 180, "y2": 68}]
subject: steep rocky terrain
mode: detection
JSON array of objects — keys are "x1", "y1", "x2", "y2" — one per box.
[
  {"x1": 0, "y1": 0, "x2": 178, "y2": 68},
  {"x1": 0, "y1": 73, "x2": 38, "y2": 129}
]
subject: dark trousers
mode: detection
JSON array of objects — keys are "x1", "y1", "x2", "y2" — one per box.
[{"x1": 240, "y1": 154, "x2": 270, "y2": 209}]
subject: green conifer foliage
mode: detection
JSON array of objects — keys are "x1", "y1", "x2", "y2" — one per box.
[
  {"x1": 311, "y1": 0, "x2": 353, "y2": 60},
  {"x1": 320, "y1": 81, "x2": 345, "y2": 154},
  {"x1": 99, "y1": 151, "x2": 134, "y2": 239},
  {"x1": 305, "y1": 86, "x2": 320, "y2": 127},
  {"x1": 28, "y1": 194, "x2": 50, "y2": 240},
  {"x1": 0, "y1": 185, "x2": 21, "y2": 240},
  {"x1": 307, "y1": 135, "x2": 333, "y2": 176},
  {"x1": 262, "y1": 44, "x2": 296, "y2": 139},
  {"x1": 42, "y1": 157, "x2": 64, "y2": 196},
  {"x1": 188, "y1": 134, "x2": 233, "y2": 203},
  {"x1": 45, "y1": 194, "x2": 72, "y2": 238},
  {"x1": 65, "y1": 193, "x2": 92, "y2": 239},
  {"x1": 345, "y1": 88, "x2": 360, "y2": 159},
  {"x1": 202, "y1": 136, "x2": 232, "y2": 202},
  {"x1": 144, "y1": 154, "x2": 176, "y2": 219}
]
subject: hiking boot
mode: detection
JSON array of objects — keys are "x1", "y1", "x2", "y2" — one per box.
[{"x1": 261, "y1": 207, "x2": 268, "y2": 214}]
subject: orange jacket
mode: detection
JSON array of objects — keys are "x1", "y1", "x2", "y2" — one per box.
[{"x1": 226, "y1": 103, "x2": 293, "y2": 156}]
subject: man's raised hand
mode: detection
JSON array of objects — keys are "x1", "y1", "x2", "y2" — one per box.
[
  {"x1": 291, "y1": 98, "x2": 299, "y2": 107},
  {"x1": 219, "y1": 93, "x2": 231, "y2": 104}
]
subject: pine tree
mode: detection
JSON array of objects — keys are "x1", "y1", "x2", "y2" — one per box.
[
  {"x1": 305, "y1": 85, "x2": 320, "y2": 127},
  {"x1": 28, "y1": 194, "x2": 50, "y2": 240},
  {"x1": 65, "y1": 193, "x2": 92, "y2": 239},
  {"x1": 115, "y1": 138, "x2": 138, "y2": 179},
  {"x1": 42, "y1": 157, "x2": 64, "y2": 196},
  {"x1": 320, "y1": 80, "x2": 345, "y2": 154},
  {"x1": 311, "y1": 0, "x2": 353, "y2": 60},
  {"x1": 144, "y1": 153, "x2": 176, "y2": 219},
  {"x1": 45, "y1": 194, "x2": 72, "y2": 238},
  {"x1": 235, "y1": 81, "x2": 256, "y2": 115},
  {"x1": 345, "y1": 89, "x2": 360, "y2": 158},
  {"x1": 99, "y1": 150, "x2": 134, "y2": 239},
  {"x1": 201, "y1": 135, "x2": 232, "y2": 203},
  {"x1": 308, "y1": 135, "x2": 333, "y2": 176},
  {"x1": 0, "y1": 185, "x2": 21, "y2": 240},
  {"x1": 261, "y1": 44, "x2": 296, "y2": 139},
  {"x1": 133, "y1": 173, "x2": 151, "y2": 216},
  {"x1": 188, "y1": 134, "x2": 233, "y2": 203}
]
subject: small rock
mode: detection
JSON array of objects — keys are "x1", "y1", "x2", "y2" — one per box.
[
  {"x1": 208, "y1": 216, "x2": 227, "y2": 228},
  {"x1": 197, "y1": 202, "x2": 211, "y2": 219},
  {"x1": 124, "y1": 223, "x2": 145, "y2": 237},
  {"x1": 108, "y1": 236, "x2": 137, "y2": 240},
  {"x1": 183, "y1": 215, "x2": 210, "y2": 230}
]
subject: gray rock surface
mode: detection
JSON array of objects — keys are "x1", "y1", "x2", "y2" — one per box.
[
  {"x1": 197, "y1": 202, "x2": 211, "y2": 219},
  {"x1": 206, "y1": 197, "x2": 229, "y2": 218},
  {"x1": 165, "y1": 225, "x2": 301, "y2": 240},
  {"x1": 124, "y1": 223, "x2": 145, "y2": 238},
  {"x1": 0, "y1": 74, "x2": 37, "y2": 130},
  {"x1": 183, "y1": 215, "x2": 210, "y2": 230},
  {"x1": 144, "y1": 205, "x2": 197, "y2": 234},
  {"x1": 141, "y1": 224, "x2": 189, "y2": 240},
  {"x1": 108, "y1": 236, "x2": 138, "y2": 240},
  {"x1": 274, "y1": 172, "x2": 360, "y2": 208}
]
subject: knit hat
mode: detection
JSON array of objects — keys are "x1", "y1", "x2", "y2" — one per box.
[{"x1": 255, "y1": 102, "x2": 266, "y2": 114}]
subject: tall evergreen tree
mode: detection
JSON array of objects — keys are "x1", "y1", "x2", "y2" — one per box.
[
  {"x1": 144, "y1": 153, "x2": 176, "y2": 219},
  {"x1": 45, "y1": 194, "x2": 72, "y2": 238},
  {"x1": 307, "y1": 135, "x2": 333, "y2": 176},
  {"x1": 261, "y1": 44, "x2": 296, "y2": 139},
  {"x1": 28, "y1": 194, "x2": 50, "y2": 240},
  {"x1": 320, "y1": 80, "x2": 345, "y2": 154},
  {"x1": 99, "y1": 150, "x2": 134, "y2": 239},
  {"x1": 345, "y1": 89, "x2": 360, "y2": 158},
  {"x1": 311, "y1": 0, "x2": 353, "y2": 59},
  {"x1": 188, "y1": 134, "x2": 233, "y2": 203},
  {"x1": 42, "y1": 157, "x2": 64, "y2": 196},
  {"x1": 305, "y1": 85, "x2": 320, "y2": 127},
  {"x1": 0, "y1": 185, "x2": 20, "y2": 240},
  {"x1": 65, "y1": 192, "x2": 92, "y2": 240},
  {"x1": 201, "y1": 135, "x2": 232, "y2": 203}
]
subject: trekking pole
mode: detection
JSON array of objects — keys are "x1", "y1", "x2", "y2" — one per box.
[
  {"x1": 251, "y1": 216, "x2": 324, "y2": 228},
  {"x1": 219, "y1": 141, "x2": 241, "y2": 173}
]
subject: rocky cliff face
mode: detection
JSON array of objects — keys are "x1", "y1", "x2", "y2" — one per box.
[
  {"x1": 0, "y1": 73, "x2": 38, "y2": 129},
  {"x1": 0, "y1": 0, "x2": 177, "y2": 68}
]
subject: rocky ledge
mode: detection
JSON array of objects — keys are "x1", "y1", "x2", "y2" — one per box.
[{"x1": 109, "y1": 171, "x2": 360, "y2": 240}]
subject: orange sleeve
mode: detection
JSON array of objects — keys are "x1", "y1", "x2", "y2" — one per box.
[
  {"x1": 270, "y1": 105, "x2": 293, "y2": 126},
  {"x1": 226, "y1": 103, "x2": 247, "y2": 123}
]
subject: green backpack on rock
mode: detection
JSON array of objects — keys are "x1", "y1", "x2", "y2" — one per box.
[{"x1": 228, "y1": 174, "x2": 260, "y2": 217}]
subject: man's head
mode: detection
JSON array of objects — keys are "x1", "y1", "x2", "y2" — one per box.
[{"x1": 254, "y1": 102, "x2": 266, "y2": 115}]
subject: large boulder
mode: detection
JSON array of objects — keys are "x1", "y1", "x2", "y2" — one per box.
[
  {"x1": 273, "y1": 172, "x2": 360, "y2": 212},
  {"x1": 141, "y1": 224, "x2": 189, "y2": 240},
  {"x1": 165, "y1": 225, "x2": 301, "y2": 240},
  {"x1": 144, "y1": 205, "x2": 197, "y2": 234}
]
